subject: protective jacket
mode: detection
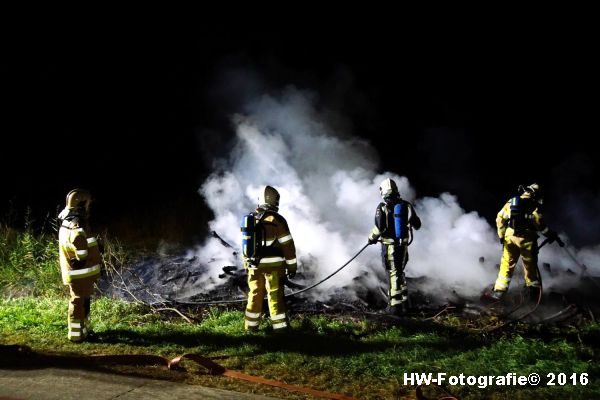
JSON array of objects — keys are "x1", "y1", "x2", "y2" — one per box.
[{"x1": 59, "y1": 215, "x2": 102, "y2": 284}]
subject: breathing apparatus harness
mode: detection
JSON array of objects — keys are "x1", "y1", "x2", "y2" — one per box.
[
  {"x1": 507, "y1": 195, "x2": 537, "y2": 236},
  {"x1": 241, "y1": 210, "x2": 271, "y2": 268},
  {"x1": 241, "y1": 201, "x2": 290, "y2": 268},
  {"x1": 395, "y1": 201, "x2": 416, "y2": 246},
  {"x1": 380, "y1": 196, "x2": 415, "y2": 246}
]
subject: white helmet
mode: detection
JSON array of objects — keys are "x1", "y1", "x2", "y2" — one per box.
[
  {"x1": 525, "y1": 183, "x2": 540, "y2": 196},
  {"x1": 525, "y1": 183, "x2": 543, "y2": 204},
  {"x1": 379, "y1": 178, "x2": 399, "y2": 199}
]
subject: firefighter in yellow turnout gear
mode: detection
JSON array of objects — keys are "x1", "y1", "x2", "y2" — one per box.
[
  {"x1": 489, "y1": 183, "x2": 559, "y2": 300},
  {"x1": 242, "y1": 186, "x2": 297, "y2": 331},
  {"x1": 58, "y1": 189, "x2": 102, "y2": 342},
  {"x1": 368, "y1": 178, "x2": 421, "y2": 316}
]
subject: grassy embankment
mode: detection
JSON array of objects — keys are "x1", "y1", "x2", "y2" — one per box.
[{"x1": 1, "y1": 224, "x2": 599, "y2": 399}]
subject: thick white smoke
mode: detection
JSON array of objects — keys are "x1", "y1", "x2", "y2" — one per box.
[{"x1": 192, "y1": 87, "x2": 599, "y2": 304}]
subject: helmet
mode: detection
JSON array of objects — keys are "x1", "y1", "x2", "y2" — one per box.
[
  {"x1": 258, "y1": 185, "x2": 280, "y2": 210},
  {"x1": 379, "y1": 178, "x2": 399, "y2": 199},
  {"x1": 520, "y1": 183, "x2": 543, "y2": 204},
  {"x1": 66, "y1": 188, "x2": 92, "y2": 213},
  {"x1": 525, "y1": 183, "x2": 540, "y2": 196}
]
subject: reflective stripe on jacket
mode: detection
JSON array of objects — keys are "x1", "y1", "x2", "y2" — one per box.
[
  {"x1": 59, "y1": 218, "x2": 102, "y2": 284},
  {"x1": 245, "y1": 210, "x2": 297, "y2": 272}
]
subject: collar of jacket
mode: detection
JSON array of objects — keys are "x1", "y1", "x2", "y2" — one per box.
[{"x1": 257, "y1": 204, "x2": 279, "y2": 213}]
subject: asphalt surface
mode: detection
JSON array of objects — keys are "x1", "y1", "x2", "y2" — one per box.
[{"x1": 0, "y1": 367, "x2": 279, "y2": 400}]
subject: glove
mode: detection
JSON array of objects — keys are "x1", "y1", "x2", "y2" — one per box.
[
  {"x1": 368, "y1": 237, "x2": 378, "y2": 245},
  {"x1": 499, "y1": 237, "x2": 504, "y2": 245},
  {"x1": 286, "y1": 269, "x2": 296, "y2": 279}
]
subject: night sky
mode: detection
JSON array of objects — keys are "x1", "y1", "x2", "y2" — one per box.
[{"x1": 2, "y1": 26, "x2": 598, "y2": 246}]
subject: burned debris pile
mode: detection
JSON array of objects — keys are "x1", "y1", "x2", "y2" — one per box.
[
  {"x1": 97, "y1": 235, "x2": 600, "y2": 326},
  {"x1": 98, "y1": 256, "x2": 600, "y2": 327}
]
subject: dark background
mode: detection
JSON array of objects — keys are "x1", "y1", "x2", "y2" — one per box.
[{"x1": 2, "y1": 25, "x2": 598, "y2": 246}]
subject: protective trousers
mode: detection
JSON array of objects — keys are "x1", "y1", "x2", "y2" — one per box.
[
  {"x1": 382, "y1": 244, "x2": 408, "y2": 307},
  {"x1": 245, "y1": 268, "x2": 288, "y2": 331},
  {"x1": 68, "y1": 276, "x2": 95, "y2": 342},
  {"x1": 494, "y1": 235, "x2": 541, "y2": 292}
]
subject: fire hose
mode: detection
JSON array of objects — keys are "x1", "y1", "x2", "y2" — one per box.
[
  {"x1": 0, "y1": 344, "x2": 357, "y2": 400},
  {"x1": 281, "y1": 243, "x2": 370, "y2": 298},
  {"x1": 481, "y1": 238, "x2": 552, "y2": 331},
  {"x1": 3, "y1": 345, "x2": 456, "y2": 400},
  {"x1": 557, "y1": 243, "x2": 600, "y2": 290},
  {"x1": 174, "y1": 243, "x2": 370, "y2": 305},
  {"x1": 498, "y1": 233, "x2": 600, "y2": 327},
  {"x1": 484, "y1": 235, "x2": 581, "y2": 332}
]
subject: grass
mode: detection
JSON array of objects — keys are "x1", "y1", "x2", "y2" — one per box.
[
  {"x1": 1, "y1": 224, "x2": 600, "y2": 399},
  {"x1": 1, "y1": 297, "x2": 599, "y2": 399},
  {"x1": 0, "y1": 222, "x2": 132, "y2": 299},
  {"x1": 0, "y1": 224, "x2": 65, "y2": 297}
]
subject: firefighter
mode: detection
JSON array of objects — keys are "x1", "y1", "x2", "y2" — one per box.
[
  {"x1": 367, "y1": 178, "x2": 421, "y2": 316},
  {"x1": 242, "y1": 185, "x2": 297, "y2": 332},
  {"x1": 58, "y1": 189, "x2": 102, "y2": 342},
  {"x1": 486, "y1": 183, "x2": 560, "y2": 301}
]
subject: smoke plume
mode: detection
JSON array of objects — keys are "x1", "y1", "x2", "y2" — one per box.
[{"x1": 192, "y1": 86, "x2": 599, "y2": 305}]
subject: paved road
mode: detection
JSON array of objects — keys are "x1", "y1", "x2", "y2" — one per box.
[{"x1": 0, "y1": 368, "x2": 279, "y2": 400}]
